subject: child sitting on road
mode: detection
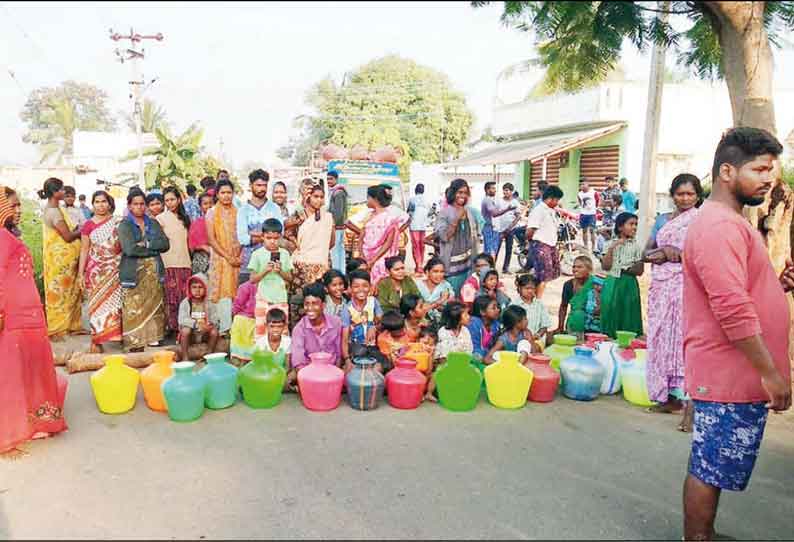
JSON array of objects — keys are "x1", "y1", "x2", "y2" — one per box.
[
  {"x1": 377, "y1": 310, "x2": 411, "y2": 368},
  {"x1": 289, "y1": 282, "x2": 344, "y2": 391},
  {"x1": 230, "y1": 280, "x2": 257, "y2": 365},
  {"x1": 511, "y1": 274, "x2": 551, "y2": 348},
  {"x1": 322, "y1": 269, "x2": 347, "y2": 319},
  {"x1": 177, "y1": 273, "x2": 221, "y2": 361},
  {"x1": 467, "y1": 295, "x2": 501, "y2": 364},
  {"x1": 340, "y1": 270, "x2": 383, "y2": 372},
  {"x1": 399, "y1": 293, "x2": 428, "y2": 342},
  {"x1": 484, "y1": 305, "x2": 535, "y2": 365},
  {"x1": 426, "y1": 301, "x2": 473, "y2": 402},
  {"x1": 254, "y1": 308, "x2": 291, "y2": 370},
  {"x1": 460, "y1": 253, "x2": 494, "y2": 310},
  {"x1": 248, "y1": 218, "x2": 292, "y2": 342}
]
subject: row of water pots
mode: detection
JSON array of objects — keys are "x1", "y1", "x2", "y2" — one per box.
[
  {"x1": 543, "y1": 333, "x2": 653, "y2": 406},
  {"x1": 89, "y1": 350, "x2": 433, "y2": 420}
]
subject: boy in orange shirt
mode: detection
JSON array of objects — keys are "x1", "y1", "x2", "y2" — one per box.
[{"x1": 376, "y1": 310, "x2": 412, "y2": 369}]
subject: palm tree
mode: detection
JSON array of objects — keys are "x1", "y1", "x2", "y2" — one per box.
[
  {"x1": 35, "y1": 97, "x2": 76, "y2": 165},
  {"x1": 124, "y1": 99, "x2": 169, "y2": 133}
]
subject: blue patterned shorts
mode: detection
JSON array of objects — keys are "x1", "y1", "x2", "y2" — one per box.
[
  {"x1": 688, "y1": 400, "x2": 768, "y2": 491},
  {"x1": 483, "y1": 224, "x2": 500, "y2": 255}
]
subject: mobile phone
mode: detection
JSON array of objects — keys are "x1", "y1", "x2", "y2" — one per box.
[{"x1": 270, "y1": 250, "x2": 280, "y2": 263}]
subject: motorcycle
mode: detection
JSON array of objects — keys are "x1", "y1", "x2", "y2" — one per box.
[{"x1": 515, "y1": 212, "x2": 589, "y2": 276}]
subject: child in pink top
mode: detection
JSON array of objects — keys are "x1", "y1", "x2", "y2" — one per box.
[{"x1": 230, "y1": 280, "x2": 257, "y2": 364}]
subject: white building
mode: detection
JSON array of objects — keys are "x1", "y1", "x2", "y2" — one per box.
[
  {"x1": 71, "y1": 130, "x2": 158, "y2": 201},
  {"x1": 450, "y1": 70, "x2": 794, "y2": 212}
]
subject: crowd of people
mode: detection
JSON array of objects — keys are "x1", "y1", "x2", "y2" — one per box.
[{"x1": 1, "y1": 127, "x2": 793, "y2": 542}]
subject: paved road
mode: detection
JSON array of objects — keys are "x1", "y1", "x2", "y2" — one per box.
[{"x1": 2, "y1": 373, "x2": 793, "y2": 539}]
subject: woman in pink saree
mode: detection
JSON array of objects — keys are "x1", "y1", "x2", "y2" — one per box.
[
  {"x1": 354, "y1": 185, "x2": 408, "y2": 287},
  {"x1": 0, "y1": 186, "x2": 68, "y2": 455},
  {"x1": 643, "y1": 174, "x2": 703, "y2": 431}
]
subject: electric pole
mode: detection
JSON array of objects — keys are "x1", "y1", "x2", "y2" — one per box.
[
  {"x1": 637, "y1": 1, "x2": 669, "y2": 244},
  {"x1": 110, "y1": 28, "x2": 164, "y2": 188}
]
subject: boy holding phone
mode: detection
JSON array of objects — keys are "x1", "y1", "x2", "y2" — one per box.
[{"x1": 248, "y1": 218, "x2": 293, "y2": 342}]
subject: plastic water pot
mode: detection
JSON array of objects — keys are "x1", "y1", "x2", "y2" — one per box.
[
  {"x1": 484, "y1": 351, "x2": 532, "y2": 409},
  {"x1": 592, "y1": 341, "x2": 622, "y2": 395},
  {"x1": 141, "y1": 350, "x2": 175, "y2": 412},
  {"x1": 239, "y1": 349, "x2": 287, "y2": 409},
  {"x1": 198, "y1": 352, "x2": 239, "y2": 409},
  {"x1": 434, "y1": 352, "x2": 482, "y2": 412},
  {"x1": 162, "y1": 361, "x2": 206, "y2": 422},
  {"x1": 345, "y1": 356, "x2": 385, "y2": 411},
  {"x1": 616, "y1": 330, "x2": 637, "y2": 348},
  {"x1": 385, "y1": 358, "x2": 426, "y2": 409},
  {"x1": 527, "y1": 354, "x2": 560, "y2": 403},
  {"x1": 90, "y1": 355, "x2": 140, "y2": 414},
  {"x1": 298, "y1": 352, "x2": 344, "y2": 412},
  {"x1": 620, "y1": 355, "x2": 653, "y2": 407},
  {"x1": 560, "y1": 347, "x2": 604, "y2": 401}
]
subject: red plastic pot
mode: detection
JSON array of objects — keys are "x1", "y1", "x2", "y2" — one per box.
[
  {"x1": 527, "y1": 354, "x2": 560, "y2": 403},
  {"x1": 385, "y1": 358, "x2": 427, "y2": 410}
]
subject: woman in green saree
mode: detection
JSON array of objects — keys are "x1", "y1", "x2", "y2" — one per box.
[{"x1": 555, "y1": 255, "x2": 600, "y2": 335}]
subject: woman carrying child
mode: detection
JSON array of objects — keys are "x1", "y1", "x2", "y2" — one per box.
[
  {"x1": 352, "y1": 185, "x2": 407, "y2": 287},
  {"x1": 416, "y1": 256, "x2": 455, "y2": 328},
  {"x1": 377, "y1": 256, "x2": 420, "y2": 313},
  {"x1": 600, "y1": 212, "x2": 644, "y2": 338},
  {"x1": 426, "y1": 301, "x2": 473, "y2": 401},
  {"x1": 460, "y1": 253, "x2": 494, "y2": 309}
]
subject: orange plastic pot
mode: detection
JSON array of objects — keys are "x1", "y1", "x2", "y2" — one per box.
[{"x1": 141, "y1": 351, "x2": 175, "y2": 412}]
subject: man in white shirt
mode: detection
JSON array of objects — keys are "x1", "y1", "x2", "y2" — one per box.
[
  {"x1": 525, "y1": 184, "x2": 564, "y2": 298},
  {"x1": 495, "y1": 183, "x2": 521, "y2": 274},
  {"x1": 577, "y1": 180, "x2": 597, "y2": 253}
]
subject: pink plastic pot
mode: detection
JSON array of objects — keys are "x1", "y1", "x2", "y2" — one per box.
[
  {"x1": 385, "y1": 358, "x2": 427, "y2": 409},
  {"x1": 297, "y1": 352, "x2": 344, "y2": 412}
]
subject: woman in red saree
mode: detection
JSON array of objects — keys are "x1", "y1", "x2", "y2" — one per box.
[{"x1": 0, "y1": 186, "x2": 68, "y2": 455}]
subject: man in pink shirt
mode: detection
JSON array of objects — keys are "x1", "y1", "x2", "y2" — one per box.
[{"x1": 682, "y1": 127, "x2": 792, "y2": 541}]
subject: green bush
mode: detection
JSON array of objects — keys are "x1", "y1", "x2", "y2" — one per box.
[{"x1": 19, "y1": 197, "x2": 45, "y2": 301}]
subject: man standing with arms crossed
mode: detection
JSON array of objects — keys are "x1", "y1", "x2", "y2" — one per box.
[
  {"x1": 682, "y1": 127, "x2": 792, "y2": 541},
  {"x1": 326, "y1": 170, "x2": 347, "y2": 273}
]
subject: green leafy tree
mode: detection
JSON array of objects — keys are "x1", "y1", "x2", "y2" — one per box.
[
  {"x1": 123, "y1": 124, "x2": 223, "y2": 190},
  {"x1": 123, "y1": 99, "x2": 169, "y2": 133},
  {"x1": 477, "y1": 1, "x2": 794, "y2": 272},
  {"x1": 20, "y1": 80, "x2": 116, "y2": 164},
  {"x1": 285, "y1": 55, "x2": 474, "y2": 175},
  {"x1": 475, "y1": 1, "x2": 794, "y2": 131}
]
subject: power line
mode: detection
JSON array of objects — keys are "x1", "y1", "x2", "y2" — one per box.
[{"x1": 1, "y1": 5, "x2": 70, "y2": 82}]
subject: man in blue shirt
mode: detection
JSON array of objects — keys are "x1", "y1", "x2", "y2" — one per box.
[
  {"x1": 620, "y1": 178, "x2": 638, "y2": 212},
  {"x1": 236, "y1": 169, "x2": 283, "y2": 285}
]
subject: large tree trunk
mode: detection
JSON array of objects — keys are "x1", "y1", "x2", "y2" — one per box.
[{"x1": 704, "y1": 2, "x2": 794, "y2": 375}]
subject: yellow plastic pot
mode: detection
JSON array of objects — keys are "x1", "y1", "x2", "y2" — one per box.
[
  {"x1": 90, "y1": 355, "x2": 140, "y2": 414},
  {"x1": 484, "y1": 351, "x2": 533, "y2": 409}
]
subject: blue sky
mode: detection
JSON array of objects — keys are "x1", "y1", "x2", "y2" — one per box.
[{"x1": 1, "y1": 1, "x2": 792, "y2": 167}]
